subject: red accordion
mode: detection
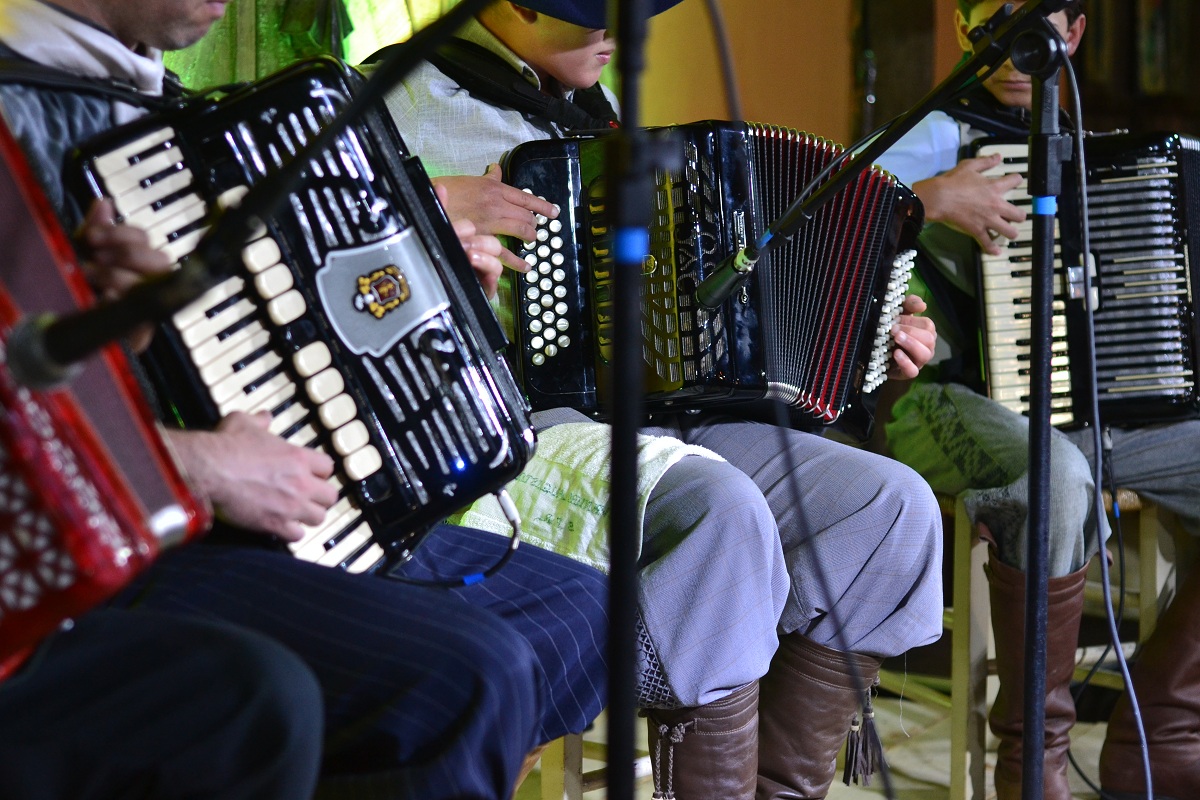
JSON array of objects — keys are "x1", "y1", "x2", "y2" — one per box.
[{"x1": 0, "y1": 119, "x2": 208, "y2": 680}]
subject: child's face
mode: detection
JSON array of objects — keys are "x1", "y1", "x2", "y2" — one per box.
[
  {"x1": 957, "y1": 0, "x2": 1085, "y2": 110},
  {"x1": 522, "y1": 15, "x2": 615, "y2": 90}
]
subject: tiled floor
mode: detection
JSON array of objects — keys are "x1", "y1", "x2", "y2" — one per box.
[{"x1": 516, "y1": 696, "x2": 1111, "y2": 800}]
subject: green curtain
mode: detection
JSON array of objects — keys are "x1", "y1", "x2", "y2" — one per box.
[{"x1": 165, "y1": 0, "x2": 452, "y2": 90}]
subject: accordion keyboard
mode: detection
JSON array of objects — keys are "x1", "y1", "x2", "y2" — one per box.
[
  {"x1": 977, "y1": 143, "x2": 1076, "y2": 426},
  {"x1": 94, "y1": 125, "x2": 386, "y2": 573}
]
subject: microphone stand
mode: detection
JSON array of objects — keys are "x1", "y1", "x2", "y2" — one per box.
[
  {"x1": 607, "y1": 0, "x2": 652, "y2": 797},
  {"x1": 695, "y1": 0, "x2": 1071, "y2": 308},
  {"x1": 1010, "y1": 23, "x2": 1072, "y2": 800}
]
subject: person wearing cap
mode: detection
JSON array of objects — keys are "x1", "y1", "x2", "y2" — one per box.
[{"x1": 371, "y1": 3, "x2": 945, "y2": 797}]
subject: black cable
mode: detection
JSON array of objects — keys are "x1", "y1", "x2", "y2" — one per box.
[
  {"x1": 700, "y1": 0, "x2": 742, "y2": 121},
  {"x1": 1058, "y1": 54, "x2": 1154, "y2": 799}
]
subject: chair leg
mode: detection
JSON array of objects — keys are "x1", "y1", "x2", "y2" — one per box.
[
  {"x1": 539, "y1": 734, "x2": 584, "y2": 800},
  {"x1": 949, "y1": 493, "x2": 990, "y2": 800}
]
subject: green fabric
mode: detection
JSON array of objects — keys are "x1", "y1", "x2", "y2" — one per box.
[{"x1": 447, "y1": 422, "x2": 723, "y2": 574}]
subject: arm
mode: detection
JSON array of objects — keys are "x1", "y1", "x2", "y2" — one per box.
[{"x1": 164, "y1": 412, "x2": 338, "y2": 542}]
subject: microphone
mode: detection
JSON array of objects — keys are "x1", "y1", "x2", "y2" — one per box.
[
  {"x1": 7, "y1": 257, "x2": 214, "y2": 390},
  {"x1": 8, "y1": 0, "x2": 493, "y2": 390},
  {"x1": 694, "y1": 241, "x2": 761, "y2": 309}
]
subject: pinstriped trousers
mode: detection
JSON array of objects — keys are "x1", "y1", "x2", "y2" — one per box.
[{"x1": 113, "y1": 524, "x2": 608, "y2": 800}]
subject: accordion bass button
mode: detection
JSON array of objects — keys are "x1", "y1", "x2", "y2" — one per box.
[
  {"x1": 332, "y1": 420, "x2": 370, "y2": 456},
  {"x1": 343, "y1": 445, "x2": 383, "y2": 481},
  {"x1": 244, "y1": 236, "x2": 283, "y2": 273},
  {"x1": 293, "y1": 342, "x2": 333, "y2": 377},
  {"x1": 268, "y1": 289, "x2": 307, "y2": 326},
  {"x1": 306, "y1": 368, "x2": 345, "y2": 405}
]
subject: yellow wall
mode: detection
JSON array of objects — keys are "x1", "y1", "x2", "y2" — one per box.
[{"x1": 639, "y1": 0, "x2": 858, "y2": 145}]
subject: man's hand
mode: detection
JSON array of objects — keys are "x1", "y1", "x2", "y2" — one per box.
[
  {"x1": 913, "y1": 153, "x2": 1026, "y2": 256},
  {"x1": 166, "y1": 412, "x2": 338, "y2": 542},
  {"x1": 77, "y1": 198, "x2": 174, "y2": 351},
  {"x1": 433, "y1": 162, "x2": 559, "y2": 271},
  {"x1": 888, "y1": 294, "x2": 937, "y2": 380},
  {"x1": 78, "y1": 198, "x2": 173, "y2": 299}
]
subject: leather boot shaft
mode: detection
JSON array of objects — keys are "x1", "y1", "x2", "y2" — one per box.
[
  {"x1": 756, "y1": 633, "x2": 883, "y2": 800},
  {"x1": 1100, "y1": 567, "x2": 1200, "y2": 800},
  {"x1": 644, "y1": 680, "x2": 759, "y2": 800},
  {"x1": 986, "y1": 552, "x2": 1088, "y2": 800}
]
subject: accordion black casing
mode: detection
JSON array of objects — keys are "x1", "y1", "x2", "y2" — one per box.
[
  {"x1": 68, "y1": 57, "x2": 535, "y2": 572},
  {"x1": 975, "y1": 131, "x2": 1200, "y2": 428},
  {"x1": 501, "y1": 120, "x2": 923, "y2": 425}
]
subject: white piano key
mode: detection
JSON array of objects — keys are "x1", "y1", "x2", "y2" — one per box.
[
  {"x1": 242, "y1": 378, "x2": 297, "y2": 417},
  {"x1": 174, "y1": 276, "x2": 246, "y2": 329},
  {"x1": 161, "y1": 226, "x2": 205, "y2": 264},
  {"x1": 286, "y1": 423, "x2": 319, "y2": 449},
  {"x1": 208, "y1": 350, "x2": 283, "y2": 406},
  {"x1": 190, "y1": 319, "x2": 267, "y2": 369},
  {"x1": 331, "y1": 420, "x2": 370, "y2": 456},
  {"x1": 289, "y1": 498, "x2": 359, "y2": 559},
  {"x1": 105, "y1": 145, "x2": 185, "y2": 197},
  {"x1": 267, "y1": 398, "x2": 310, "y2": 436},
  {"x1": 267, "y1": 290, "x2": 306, "y2": 326},
  {"x1": 345, "y1": 543, "x2": 385, "y2": 574},
  {"x1": 92, "y1": 126, "x2": 175, "y2": 177},
  {"x1": 254, "y1": 263, "x2": 294, "y2": 299},
  {"x1": 343, "y1": 444, "x2": 382, "y2": 481},
  {"x1": 197, "y1": 327, "x2": 271, "y2": 385},
  {"x1": 314, "y1": 523, "x2": 373, "y2": 568},
  {"x1": 306, "y1": 368, "x2": 345, "y2": 405},
  {"x1": 143, "y1": 194, "x2": 207, "y2": 250},
  {"x1": 293, "y1": 342, "x2": 332, "y2": 377},
  {"x1": 180, "y1": 298, "x2": 256, "y2": 349},
  {"x1": 120, "y1": 170, "x2": 198, "y2": 226},
  {"x1": 221, "y1": 371, "x2": 292, "y2": 416}
]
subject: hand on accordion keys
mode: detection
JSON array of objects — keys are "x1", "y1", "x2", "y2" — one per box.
[
  {"x1": 888, "y1": 295, "x2": 938, "y2": 380},
  {"x1": 908, "y1": 153, "x2": 1026, "y2": 256}
]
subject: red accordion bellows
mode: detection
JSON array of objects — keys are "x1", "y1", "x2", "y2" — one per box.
[{"x1": 0, "y1": 118, "x2": 208, "y2": 680}]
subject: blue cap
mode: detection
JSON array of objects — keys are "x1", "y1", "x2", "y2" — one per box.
[{"x1": 515, "y1": 0, "x2": 686, "y2": 29}]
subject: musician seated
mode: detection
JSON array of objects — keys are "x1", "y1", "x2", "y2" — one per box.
[
  {"x1": 0, "y1": 1, "x2": 609, "y2": 798},
  {"x1": 874, "y1": 3, "x2": 1200, "y2": 799},
  {"x1": 370, "y1": 2, "x2": 946, "y2": 798}
]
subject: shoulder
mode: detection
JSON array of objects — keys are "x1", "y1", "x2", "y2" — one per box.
[{"x1": 875, "y1": 111, "x2": 962, "y2": 186}]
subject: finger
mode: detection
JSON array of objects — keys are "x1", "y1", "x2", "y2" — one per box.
[
  {"x1": 993, "y1": 219, "x2": 1021, "y2": 241},
  {"x1": 81, "y1": 197, "x2": 117, "y2": 230},
  {"x1": 305, "y1": 448, "x2": 336, "y2": 480},
  {"x1": 901, "y1": 294, "x2": 927, "y2": 314},
  {"x1": 483, "y1": 162, "x2": 503, "y2": 180},
  {"x1": 435, "y1": 181, "x2": 450, "y2": 208},
  {"x1": 452, "y1": 217, "x2": 478, "y2": 239},
  {"x1": 889, "y1": 347, "x2": 918, "y2": 379},
  {"x1": 964, "y1": 153, "x2": 1003, "y2": 173},
  {"x1": 277, "y1": 520, "x2": 307, "y2": 543},
  {"x1": 500, "y1": 246, "x2": 530, "y2": 273},
  {"x1": 501, "y1": 184, "x2": 559, "y2": 219}
]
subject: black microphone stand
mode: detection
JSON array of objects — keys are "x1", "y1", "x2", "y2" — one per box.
[
  {"x1": 606, "y1": 0, "x2": 652, "y2": 797},
  {"x1": 1010, "y1": 22, "x2": 1073, "y2": 800},
  {"x1": 695, "y1": 0, "x2": 1071, "y2": 309}
]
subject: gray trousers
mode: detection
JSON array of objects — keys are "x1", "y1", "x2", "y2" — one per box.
[
  {"x1": 887, "y1": 382, "x2": 1200, "y2": 576},
  {"x1": 535, "y1": 407, "x2": 945, "y2": 708}
]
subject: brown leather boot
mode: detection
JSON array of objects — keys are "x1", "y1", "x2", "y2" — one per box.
[
  {"x1": 1099, "y1": 566, "x2": 1200, "y2": 800},
  {"x1": 986, "y1": 551, "x2": 1088, "y2": 800},
  {"x1": 756, "y1": 633, "x2": 883, "y2": 800},
  {"x1": 644, "y1": 681, "x2": 759, "y2": 799}
]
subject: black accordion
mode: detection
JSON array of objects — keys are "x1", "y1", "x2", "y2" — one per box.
[
  {"x1": 68, "y1": 57, "x2": 535, "y2": 573},
  {"x1": 501, "y1": 121, "x2": 923, "y2": 424},
  {"x1": 975, "y1": 132, "x2": 1200, "y2": 428}
]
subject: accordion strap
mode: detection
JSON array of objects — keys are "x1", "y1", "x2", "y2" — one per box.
[
  {"x1": 0, "y1": 55, "x2": 187, "y2": 111},
  {"x1": 368, "y1": 37, "x2": 618, "y2": 133}
]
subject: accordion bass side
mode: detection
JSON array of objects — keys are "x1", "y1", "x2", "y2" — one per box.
[
  {"x1": 501, "y1": 121, "x2": 923, "y2": 423},
  {"x1": 975, "y1": 132, "x2": 1200, "y2": 427},
  {"x1": 68, "y1": 57, "x2": 535, "y2": 573},
  {"x1": 0, "y1": 118, "x2": 207, "y2": 677}
]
